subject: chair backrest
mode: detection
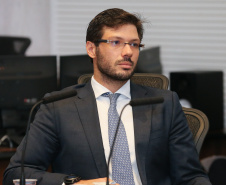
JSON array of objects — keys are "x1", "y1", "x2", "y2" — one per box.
[
  {"x1": 183, "y1": 107, "x2": 209, "y2": 154},
  {"x1": 0, "y1": 36, "x2": 31, "y2": 55},
  {"x1": 59, "y1": 54, "x2": 93, "y2": 89},
  {"x1": 78, "y1": 73, "x2": 169, "y2": 90},
  {"x1": 78, "y1": 73, "x2": 209, "y2": 154},
  {"x1": 136, "y1": 46, "x2": 162, "y2": 74}
]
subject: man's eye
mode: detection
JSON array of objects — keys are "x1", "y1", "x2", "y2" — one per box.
[
  {"x1": 130, "y1": 43, "x2": 139, "y2": 47},
  {"x1": 111, "y1": 40, "x2": 120, "y2": 46}
]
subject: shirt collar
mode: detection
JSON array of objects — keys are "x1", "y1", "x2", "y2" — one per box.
[{"x1": 91, "y1": 76, "x2": 131, "y2": 99}]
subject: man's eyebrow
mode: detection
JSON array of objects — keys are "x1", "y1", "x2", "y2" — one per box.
[
  {"x1": 107, "y1": 36, "x2": 123, "y2": 40},
  {"x1": 107, "y1": 36, "x2": 140, "y2": 42}
]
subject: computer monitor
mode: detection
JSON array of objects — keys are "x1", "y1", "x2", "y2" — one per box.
[
  {"x1": 136, "y1": 46, "x2": 162, "y2": 74},
  {"x1": 0, "y1": 55, "x2": 57, "y2": 131},
  {"x1": 59, "y1": 54, "x2": 93, "y2": 89}
]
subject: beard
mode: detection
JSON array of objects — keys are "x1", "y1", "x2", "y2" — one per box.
[{"x1": 96, "y1": 49, "x2": 136, "y2": 81}]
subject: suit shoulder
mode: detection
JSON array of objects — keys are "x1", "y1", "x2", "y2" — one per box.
[{"x1": 133, "y1": 82, "x2": 171, "y2": 95}]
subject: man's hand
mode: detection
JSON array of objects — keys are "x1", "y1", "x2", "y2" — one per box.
[{"x1": 74, "y1": 177, "x2": 119, "y2": 184}]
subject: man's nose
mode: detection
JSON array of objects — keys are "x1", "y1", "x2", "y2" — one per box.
[{"x1": 121, "y1": 43, "x2": 133, "y2": 57}]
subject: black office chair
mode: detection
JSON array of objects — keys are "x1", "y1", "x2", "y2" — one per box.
[
  {"x1": 201, "y1": 155, "x2": 226, "y2": 185},
  {"x1": 78, "y1": 73, "x2": 209, "y2": 154},
  {"x1": 0, "y1": 36, "x2": 31, "y2": 55}
]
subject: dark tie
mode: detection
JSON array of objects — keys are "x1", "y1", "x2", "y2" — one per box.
[{"x1": 102, "y1": 93, "x2": 135, "y2": 185}]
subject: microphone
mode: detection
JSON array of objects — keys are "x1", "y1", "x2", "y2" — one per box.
[
  {"x1": 106, "y1": 96, "x2": 164, "y2": 185},
  {"x1": 20, "y1": 90, "x2": 77, "y2": 185},
  {"x1": 42, "y1": 90, "x2": 78, "y2": 104}
]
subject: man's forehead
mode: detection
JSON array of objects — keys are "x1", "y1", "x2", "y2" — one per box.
[{"x1": 101, "y1": 24, "x2": 139, "y2": 39}]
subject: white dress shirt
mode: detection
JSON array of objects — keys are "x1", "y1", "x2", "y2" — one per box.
[{"x1": 91, "y1": 76, "x2": 142, "y2": 185}]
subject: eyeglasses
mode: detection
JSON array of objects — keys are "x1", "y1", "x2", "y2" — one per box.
[{"x1": 95, "y1": 39, "x2": 145, "y2": 51}]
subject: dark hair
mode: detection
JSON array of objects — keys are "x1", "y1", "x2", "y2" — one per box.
[{"x1": 86, "y1": 8, "x2": 144, "y2": 43}]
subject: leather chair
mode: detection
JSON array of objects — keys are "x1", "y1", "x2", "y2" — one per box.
[
  {"x1": 78, "y1": 73, "x2": 209, "y2": 154},
  {"x1": 0, "y1": 36, "x2": 31, "y2": 55}
]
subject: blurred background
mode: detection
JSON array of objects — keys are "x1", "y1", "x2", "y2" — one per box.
[
  {"x1": 1, "y1": 0, "x2": 225, "y2": 125},
  {"x1": 0, "y1": 1, "x2": 226, "y2": 183}
]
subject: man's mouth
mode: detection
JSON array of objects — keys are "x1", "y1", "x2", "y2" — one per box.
[
  {"x1": 118, "y1": 61, "x2": 133, "y2": 69},
  {"x1": 115, "y1": 57, "x2": 134, "y2": 70}
]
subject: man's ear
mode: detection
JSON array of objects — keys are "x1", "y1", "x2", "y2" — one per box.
[{"x1": 86, "y1": 41, "x2": 96, "y2": 59}]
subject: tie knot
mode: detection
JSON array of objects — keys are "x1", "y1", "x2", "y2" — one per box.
[{"x1": 102, "y1": 93, "x2": 120, "y2": 104}]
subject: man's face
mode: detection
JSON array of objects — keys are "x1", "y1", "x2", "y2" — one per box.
[{"x1": 93, "y1": 24, "x2": 141, "y2": 81}]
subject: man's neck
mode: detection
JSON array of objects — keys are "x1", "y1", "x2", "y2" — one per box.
[{"x1": 93, "y1": 74, "x2": 128, "y2": 93}]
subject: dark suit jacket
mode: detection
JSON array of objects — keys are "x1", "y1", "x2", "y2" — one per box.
[{"x1": 3, "y1": 81, "x2": 211, "y2": 185}]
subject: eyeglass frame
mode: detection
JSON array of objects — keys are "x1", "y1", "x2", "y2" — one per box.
[{"x1": 94, "y1": 39, "x2": 145, "y2": 51}]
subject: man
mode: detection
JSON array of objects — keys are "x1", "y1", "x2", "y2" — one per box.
[{"x1": 3, "y1": 8, "x2": 211, "y2": 185}]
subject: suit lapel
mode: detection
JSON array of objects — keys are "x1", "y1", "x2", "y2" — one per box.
[
  {"x1": 75, "y1": 81, "x2": 107, "y2": 177},
  {"x1": 131, "y1": 83, "x2": 153, "y2": 185}
]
